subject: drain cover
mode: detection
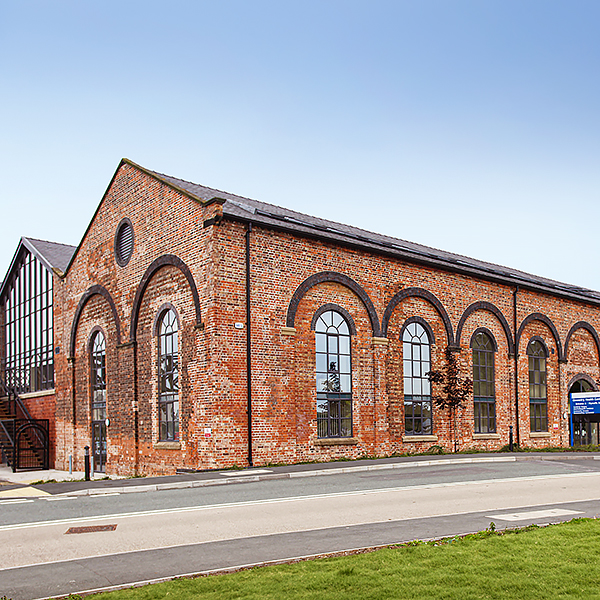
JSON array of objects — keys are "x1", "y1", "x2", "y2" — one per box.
[{"x1": 66, "y1": 524, "x2": 117, "y2": 534}]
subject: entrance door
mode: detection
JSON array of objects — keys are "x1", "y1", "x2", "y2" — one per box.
[
  {"x1": 569, "y1": 379, "x2": 598, "y2": 447},
  {"x1": 92, "y1": 420, "x2": 107, "y2": 472}
]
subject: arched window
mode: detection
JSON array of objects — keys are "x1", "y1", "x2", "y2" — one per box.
[
  {"x1": 472, "y1": 332, "x2": 495, "y2": 433},
  {"x1": 315, "y1": 310, "x2": 352, "y2": 438},
  {"x1": 90, "y1": 331, "x2": 107, "y2": 472},
  {"x1": 527, "y1": 339, "x2": 547, "y2": 432},
  {"x1": 158, "y1": 309, "x2": 179, "y2": 441},
  {"x1": 403, "y1": 322, "x2": 432, "y2": 435}
]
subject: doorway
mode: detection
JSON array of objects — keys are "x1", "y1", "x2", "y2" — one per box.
[{"x1": 569, "y1": 378, "x2": 600, "y2": 446}]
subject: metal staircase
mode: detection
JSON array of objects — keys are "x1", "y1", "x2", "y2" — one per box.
[{"x1": 0, "y1": 373, "x2": 49, "y2": 472}]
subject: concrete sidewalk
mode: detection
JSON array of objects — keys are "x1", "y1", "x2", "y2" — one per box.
[{"x1": 1, "y1": 452, "x2": 599, "y2": 499}]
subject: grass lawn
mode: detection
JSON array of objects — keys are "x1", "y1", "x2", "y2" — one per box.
[{"x1": 81, "y1": 519, "x2": 600, "y2": 600}]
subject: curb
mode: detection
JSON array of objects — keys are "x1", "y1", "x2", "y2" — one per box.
[{"x1": 59, "y1": 455, "x2": 519, "y2": 496}]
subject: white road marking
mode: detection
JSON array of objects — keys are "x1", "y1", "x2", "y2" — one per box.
[
  {"x1": 40, "y1": 496, "x2": 78, "y2": 502},
  {"x1": 487, "y1": 508, "x2": 582, "y2": 521},
  {"x1": 1, "y1": 470, "x2": 599, "y2": 532},
  {"x1": 220, "y1": 469, "x2": 273, "y2": 476},
  {"x1": 0, "y1": 499, "x2": 34, "y2": 505}
]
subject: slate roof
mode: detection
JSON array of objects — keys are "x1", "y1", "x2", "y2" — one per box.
[
  {"x1": 22, "y1": 238, "x2": 76, "y2": 273},
  {"x1": 150, "y1": 168, "x2": 600, "y2": 306},
  {"x1": 0, "y1": 237, "x2": 76, "y2": 300}
]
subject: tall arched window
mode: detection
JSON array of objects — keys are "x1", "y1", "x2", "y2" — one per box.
[
  {"x1": 90, "y1": 331, "x2": 107, "y2": 472},
  {"x1": 315, "y1": 310, "x2": 352, "y2": 438},
  {"x1": 472, "y1": 331, "x2": 495, "y2": 433},
  {"x1": 527, "y1": 339, "x2": 547, "y2": 432},
  {"x1": 158, "y1": 309, "x2": 179, "y2": 441},
  {"x1": 403, "y1": 321, "x2": 432, "y2": 435}
]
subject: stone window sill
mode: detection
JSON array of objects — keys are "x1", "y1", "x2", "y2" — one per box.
[
  {"x1": 315, "y1": 437, "x2": 359, "y2": 446},
  {"x1": 473, "y1": 433, "x2": 501, "y2": 440},
  {"x1": 154, "y1": 441, "x2": 181, "y2": 450},
  {"x1": 529, "y1": 432, "x2": 551, "y2": 438},
  {"x1": 19, "y1": 389, "x2": 56, "y2": 399},
  {"x1": 403, "y1": 435, "x2": 438, "y2": 443}
]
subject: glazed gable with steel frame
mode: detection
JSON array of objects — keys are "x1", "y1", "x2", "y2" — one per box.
[{"x1": 48, "y1": 158, "x2": 600, "y2": 476}]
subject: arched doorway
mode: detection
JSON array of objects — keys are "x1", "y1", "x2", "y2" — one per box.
[{"x1": 568, "y1": 377, "x2": 599, "y2": 446}]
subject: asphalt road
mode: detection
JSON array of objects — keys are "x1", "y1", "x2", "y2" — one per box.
[{"x1": 2, "y1": 455, "x2": 600, "y2": 600}]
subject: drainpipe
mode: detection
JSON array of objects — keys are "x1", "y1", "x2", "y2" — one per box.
[
  {"x1": 246, "y1": 222, "x2": 253, "y2": 467},
  {"x1": 513, "y1": 286, "x2": 520, "y2": 448}
]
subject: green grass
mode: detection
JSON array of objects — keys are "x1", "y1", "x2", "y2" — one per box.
[{"x1": 80, "y1": 519, "x2": 600, "y2": 600}]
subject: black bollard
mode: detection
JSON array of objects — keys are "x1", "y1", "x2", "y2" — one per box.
[
  {"x1": 509, "y1": 426, "x2": 514, "y2": 452},
  {"x1": 84, "y1": 445, "x2": 90, "y2": 481}
]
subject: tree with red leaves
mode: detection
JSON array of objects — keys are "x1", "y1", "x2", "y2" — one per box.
[{"x1": 427, "y1": 347, "x2": 473, "y2": 453}]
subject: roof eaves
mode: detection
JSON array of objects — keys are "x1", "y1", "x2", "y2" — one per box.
[{"x1": 221, "y1": 207, "x2": 600, "y2": 308}]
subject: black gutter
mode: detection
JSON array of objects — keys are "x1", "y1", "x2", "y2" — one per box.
[
  {"x1": 222, "y1": 212, "x2": 600, "y2": 308},
  {"x1": 246, "y1": 222, "x2": 253, "y2": 467},
  {"x1": 513, "y1": 286, "x2": 520, "y2": 448}
]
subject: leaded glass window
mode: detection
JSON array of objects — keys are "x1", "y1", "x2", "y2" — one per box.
[
  {"x1": 158, "y1": 309, "x2": 179, "y2": 441},
  {"x1": 403, "y1": 322, "x2": 432, "y2": 435},
  {"x1": 315, "y1": 310, "x2": 352, "y2": 438},
  {"x1": 472, "y1": 332, "x2": 496, "y2": 433},
  {"x1": 528, "y1": 340, "x2": 547, "y2": 432}
]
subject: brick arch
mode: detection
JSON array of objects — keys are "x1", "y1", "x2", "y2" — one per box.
[
  {"x1": 567, "y1": 373, "x2": 599, "y2": 392},
  {"x1": 69, "y1": 285, "x2": 122, "y2": 357},
  {"x1": 564, "y1": 321, "x2": 600, "y2": 362},
  {"x1": 286, "y1": 272, "x2": 380, "y2": 337},
  {"x1": 455, "y1": 301, "x2": 514, "y2": 355},
  {"x1": 516, "y1": 312, "x2": 563, "y2": 361},
  {"x1": 130, "y1": 255, "x2": 201, "y2": 343},
  {"x1": 381, "y1": 287, "x2": 454, "y2": 345}
]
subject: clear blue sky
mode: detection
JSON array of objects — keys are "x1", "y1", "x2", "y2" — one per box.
[{"x1": 1, "y1": 0, "x2": 599, "y2": 290}]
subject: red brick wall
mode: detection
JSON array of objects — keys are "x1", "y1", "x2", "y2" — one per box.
[{"x1": 52, "y1": 161, "x2": 600, "y2": 475}]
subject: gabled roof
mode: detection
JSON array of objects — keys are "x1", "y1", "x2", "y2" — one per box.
[
  {"x1": 63, "y1": 158, "x2": 600, "y2": 307},
  {"x1": 22, "y1": 237, "x2": 76, "y2": 273},
  {"x1": 0, "y1": 237, "x2": 76, "y2": 300},
  {"x1": 149, "y1": 167, "x2": 600, "y2": 306}
]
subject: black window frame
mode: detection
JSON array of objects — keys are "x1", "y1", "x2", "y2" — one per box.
[
  {"x1": 527, "y1": 339, "x2": 548, "y2": 432},
  {"x1": 158, "y1": 308, "x2": 179, "y2": 442},
  {"x1": 403, "y1": 321, "x2": 432, "y2": 436},
  {"x1": 472, "y1": 331, "x2": 496, "y2": 434},
  {"x1": 315, "y1": 309, "x2": 353, "y2": 438}
]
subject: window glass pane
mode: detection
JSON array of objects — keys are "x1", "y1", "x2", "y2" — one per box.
[
  {"x1": 316, "y1": 333, "x2": 327, "y2": 353},
  {"x1": 339, "y1": 355, "x2": 351, "y2": 374},
  {"x1": 340, "y1": 375, "x2": 351, "y2": 393},
  {"x1": 339, "y1": 336, "x2": 350, "y2": 355},
  {"x1": 328, "y1": 335, "x2": 338, "y2": 354},
  {"x1": 316, "y1": 353, "x2": 327, "y2": 373}
]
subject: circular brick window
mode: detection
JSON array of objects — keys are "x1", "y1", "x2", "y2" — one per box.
[{"x1": 115, "y1": 218, "x2": 134, "y2": 266}]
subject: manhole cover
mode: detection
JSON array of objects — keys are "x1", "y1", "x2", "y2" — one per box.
[{"x1": 66, "y1": 524, "x2": 117, "y2": 534}]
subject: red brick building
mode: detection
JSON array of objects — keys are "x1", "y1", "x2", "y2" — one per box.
[{"x1": 3, "y1": 159, "x2": 600, "y2": 474}]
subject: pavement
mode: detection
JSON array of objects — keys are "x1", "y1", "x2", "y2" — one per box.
[{"x1": 2, "y1": 451, "x2": 600, "y2": 499}]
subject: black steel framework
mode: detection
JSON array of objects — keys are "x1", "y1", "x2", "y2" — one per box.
[
  {"x1": 472, "y1": 332, "x2": 496, "y2": 433},
  {"x1": 91, "y1": 331, "x2": 107, "y2": 472},
  {"x1": 2, "y1": 249, "x2": 54, "y2": 394},
  {"x1": 158, "y1": 308, "x2": 179, "y2": 441},
  {"x1": 403, "y1": 322, "x2": 432, "y2": 435},
  {"x1": 315, "y1": 310, "x2": 352, "y2": 438},
  {"x1": 528, "y1": 340, "x2": 548, "y2": 432}
]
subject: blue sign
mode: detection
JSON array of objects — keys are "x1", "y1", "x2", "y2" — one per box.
[
  {"x1": 570, "y1": 393, "x2": 600, "y2": 415},
  {"x1": 570, "y1": 393, "x2": 600, "y2": 446}
]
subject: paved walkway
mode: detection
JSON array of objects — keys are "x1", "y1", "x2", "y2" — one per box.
[{"x1": 2, "y1": 452, "x2": 599, "y2": 499}]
